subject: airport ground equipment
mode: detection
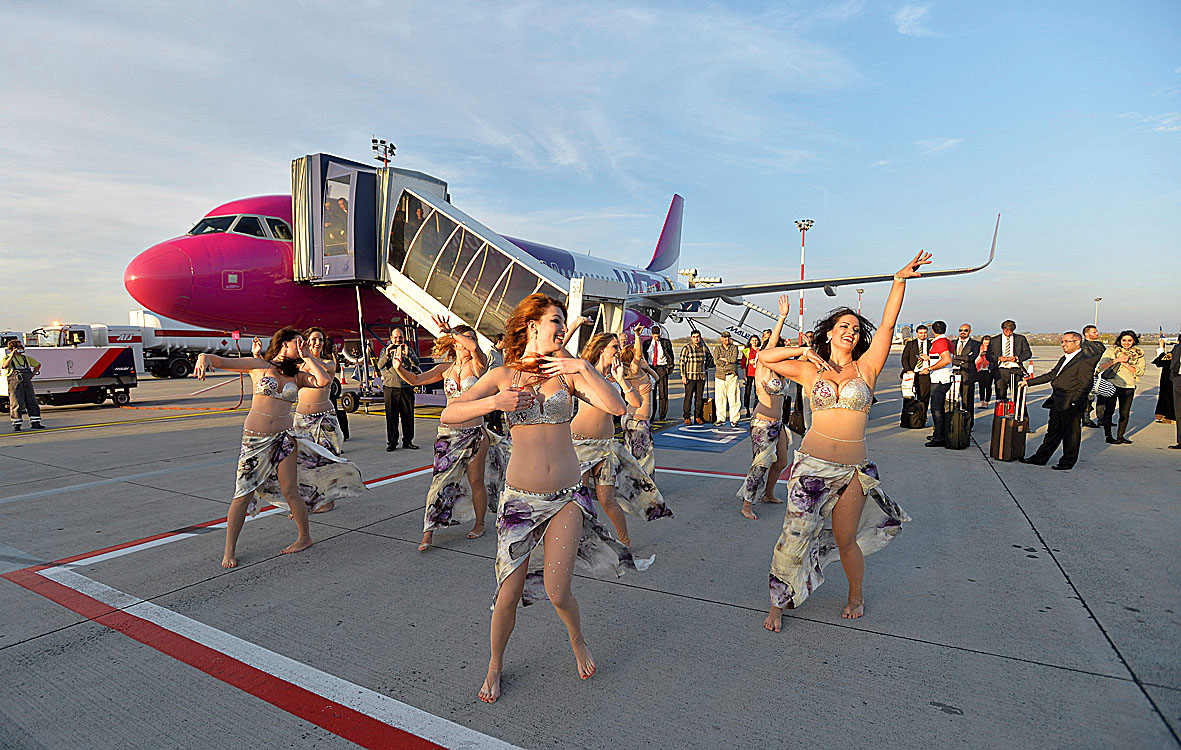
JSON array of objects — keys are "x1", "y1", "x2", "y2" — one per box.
[
  {"x1": 2, "y1": 329, "x2": 137, "y2": 408},
  {"x1": 115, "y1": 310, "x2": 241, "y2": 378}
]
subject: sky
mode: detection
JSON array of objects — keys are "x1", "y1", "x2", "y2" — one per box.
[{"x1": 1, "y1": 0, "x2": 1178, "y2": 337}]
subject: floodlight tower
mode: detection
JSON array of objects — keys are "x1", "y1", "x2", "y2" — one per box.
[
  {"x1": 794, "y1": 219, "x2": 814, "y2": 344},
  {"x1": 371, "y1": 137, "x2": 396, "y2": 167}
]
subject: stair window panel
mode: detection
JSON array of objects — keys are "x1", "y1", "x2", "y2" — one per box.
[
  {"x1": 478, "y1": 263, "x2": 545, "y2": 340},
  {"x1": 403, "y1": 209, "x2": 456, "y2": 288},
  {"x1": 389, "y1": 192, "x2": 425, "y2": 272},
  {"x1": 424, "y1": 224, "x2": 467, "y2": 305},
  {"x1": 451, "y1": 243, "x2": 503, "y2": 325}
]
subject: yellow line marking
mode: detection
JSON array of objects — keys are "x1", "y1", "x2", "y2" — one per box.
[{"x1": 1, "y1": 408, "x2": 246, "y2": 437}]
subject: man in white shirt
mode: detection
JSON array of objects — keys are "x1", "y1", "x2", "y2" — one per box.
[
  {"x1": 986, "y1": 319, "x2": 1033, "y2": 401},
  {"x1": 641, "y1": 325, "x2": 675, "y2": 421}
]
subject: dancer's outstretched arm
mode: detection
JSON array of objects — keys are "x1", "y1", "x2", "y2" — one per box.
[{"x1": 859, "y1": 251, "x2": 931, "y2": 381}]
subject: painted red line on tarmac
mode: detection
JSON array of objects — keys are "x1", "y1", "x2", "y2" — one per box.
[
  {"x1": 365, "y1": 464, "x2": 432, "y2": 484},
  {"x1": 656, "y1": 465, "x2": 747, "y2": 478},
  {"x1": 1, "y1": 569, "x2": 442, "y2": 750}
]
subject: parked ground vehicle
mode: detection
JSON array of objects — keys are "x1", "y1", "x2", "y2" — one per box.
[
  {"x1": 111, "y1": 311, "x2": 241, "y2": 378},
  {"x1": 1, "y1": 326, "x2": 138, "y2": 409}
]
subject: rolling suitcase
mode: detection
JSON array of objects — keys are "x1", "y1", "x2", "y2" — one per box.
[
  {"x1": 944, "y1": 373, "x2": 972, "y2": 450},
  {"x1": 702, "y1": 379, "x2": 716, "y2": 423},
  {"x1": 989, "y1": 377, "x2": 1027, "y2": 461}
]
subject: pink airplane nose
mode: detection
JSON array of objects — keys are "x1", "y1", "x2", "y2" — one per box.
[{"x1": 125, "y1": 242, "x2": 194, "y2": 314}]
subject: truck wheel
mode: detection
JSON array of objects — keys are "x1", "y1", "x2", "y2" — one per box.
[
  {"x1": 341, "y1": 392, "x2": 359, "y2": 413},
  {"x1": 168, "y1": 358, "x2": 193, "y2": 378},
  {"x1": 91, "y1": 390, "x2": 107, "y2": 405},
  {"x1": 113, "y1": 390, "x2": 131, "y2": 406},
  {"x1": 150, "y1": 367, "x2": 168, "y2": 378}
]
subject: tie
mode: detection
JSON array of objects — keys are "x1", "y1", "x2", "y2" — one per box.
[
  {"x1": 957, "y1": 340, "x2": 964, "y2": 355},
  {"x1": 1004, "y1": 336, "x2": 1012, "y2": 358},
  {"x1": 652, "y1": 340, "x2": 659, "y2": 366}
]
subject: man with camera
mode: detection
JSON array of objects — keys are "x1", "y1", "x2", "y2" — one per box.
[
  {"x1": 3, "y1": 340, "x2": 44, "y2": 431},
  {"x1": 377, "y1": 328, "x2": 420, "y2": 451}
]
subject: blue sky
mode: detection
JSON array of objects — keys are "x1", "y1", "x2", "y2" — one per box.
[{"x1": 1, "y1": 1, "x2": 1177, "y2": 336}]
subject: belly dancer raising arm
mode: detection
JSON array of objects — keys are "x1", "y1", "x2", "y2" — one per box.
[
  {"x1": 440, "y1": 294, "x2": 650, "y2": 703},
  {"x1": 758, "y1": 252, "x2": 928, "y2": 629}
]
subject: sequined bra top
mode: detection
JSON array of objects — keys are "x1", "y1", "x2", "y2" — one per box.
[
  {"x1": 255, "y1": 375, "x2": 299, "y2": 403},
  {"x1": 810, "y1": 364, "x2": 872, "y2": 414},
  {"x1": 443, "y1": 373, "x2": 479, "y2": 399},
  {"x1": 505, "y1": 371, "x2": 574, "y2": 427},
  {"x1": 762, "y1": 375, "x2": 786, "y2": 396}
]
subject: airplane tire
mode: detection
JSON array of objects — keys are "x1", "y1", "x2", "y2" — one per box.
[
  {"x1": 340, "y1": 392, "x2": 359, "y2": 413},
  {"x1": 167, "y1": 358, "x2": 192, "y2": 378}
]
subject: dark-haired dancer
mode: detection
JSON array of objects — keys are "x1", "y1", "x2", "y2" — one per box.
[
  {"x1": 620, "y1": 325, "x2": 660, "y2": 476},
  {"x1": 759, "y1": 254, "x2": 924, "y2": 629},
  {"x1": 566, "y1": 324, "x2": 671, "y2": 547},
  {"x1": 196, "y1": 328, "x2": 366, "y2": 568},
  {"x1": 441, "y1": 293, "x2": 650, "y2": 703},
  {"x1": 738, "y1": 295, "x2": 793, "y2": 520},
  {"x1": 390, "y1": 315, "x2": 509, "y2": 551}
]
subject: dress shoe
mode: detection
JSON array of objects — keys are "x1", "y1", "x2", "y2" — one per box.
[
  {"x1": 1051, "y1": 464, "x2": 1072, "y2": 471},
  {"x1": 694, "y1": 418, "x2": 704, "y2": 424},
  {"x1": 386, "y1": 445, "x2": 397, "y2": 452},
  {"x1": 1168, "y1": 444, "x2": 1181, "y2": 450},
  {"x1": 1117, "y1": 437, "x2": 1132, "y2": 445},
  {"x1": 403, "y1": 442, "x2": 420, "y2": 450},
  {"x1": 684, "y1": 418, "x2": 691, "y2": 425},
  {"x1": 1082, "y1": 419, "x2": 1099, "y2": 428},
  {"x1": 1105, "y1": 436, "x2": 1118, "y2": 444},
  {"x1": 925, "y1": 440, "x2": 945, "y2": 448},
  {"x1": 1020, "y1": 457, "x2": 1047, "y2": 465}
]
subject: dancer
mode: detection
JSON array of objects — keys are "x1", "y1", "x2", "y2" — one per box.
[
  {"x1": 440, "y1": 293, "x2": 651, "y2": 703},
  {"x1": 759, "y1": 253, "x2": 924, "y2": 630},
  {"x1": 567, "y1": 325, "x2": 672, "y2": 547},
  {"x1": 737, "y1": 295, "x2": 794, "y2": 520},
  {"x1": 196, "y1": 328, "x2": 366, "y2": 568},
  {"x1": 389, "y1": 315, "x2": 509, "y2": 551},
  {"x1": 619, "y1": 325, "x2": 660, "y2": 476}
]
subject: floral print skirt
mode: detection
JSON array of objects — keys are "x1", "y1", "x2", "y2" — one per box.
[
  {"x1": 423, "y1": 424, "x2": 510, "y2": 532},
  {"x1": 234, "y1": 429, "x2": 366, "y2": 517},
  {"x1": 737, "y1": 416, "x2": 792, "y2": 504},
  {"x1": 495, "y1": 482, "x2": 654, "y2": 607},
  {"x1": 621, "y1": 415, "x2": 655, "y2": 476},
  {"x1": 574, "y1": 435, "x2": 673, "y2": 521},
  {"x1": 768, "y1": 450, "x2": 909, "y2": 610},
  {"x1": 293, "y1": 409, "x2": 343, "y2": 455}
]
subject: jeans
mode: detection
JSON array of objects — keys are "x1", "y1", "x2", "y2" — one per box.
[
  {"x1": 683, "y1": 379, "x2": 706, "y2": 420},
  {"x1": 1100, "y1": 387, "x2": 1134, "y2": 439},
  {"x1": 930, "y1": 382, "x2": 951, "y2": 442}
]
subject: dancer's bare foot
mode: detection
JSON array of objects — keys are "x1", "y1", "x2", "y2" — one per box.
[
  {"x1": 221, "y1": 553, "x2": 237, "y2": 569},
  {"x1": 312, "y1": 500, "x2": 334, "y2": 514},
  {"x1": 281, "y1": 536, "x2": 313, "y2": 555},
  {"x1": 418, "y1": 531, "x2": 433, "y2": 551},
  {"x1": 571, "y1": 633, "x2": 596, "y2": 679},
  {"x1": 467, "y1": 523, "x2": 485, "y2": 540},
  {"x1": 478, "y1": 665, "x2": 501, "y2": 703},
  {"x1": 741, "y1": 502, "x2": 758, "y2": 520},
  {"x1": 763, "y1": 606, "x2": 783, "y2": 632},
  {"x1": 842, "y1": 599, "x2": 865, "y2": 619},
  {"x1": 760, "y1": 494, "x2": 784, "y2": 504}
]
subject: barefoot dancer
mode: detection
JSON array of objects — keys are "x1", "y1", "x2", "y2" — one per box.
[
  {"x1": 619, "y1": 325, "x2": 660, "y2": 477},
  {"x1": 290, "y1": 328, "x2": 345, "y2": 462},
  {"x1": 759, "y1": 254, "x2": 924, "y2": 630},
  {"x1": 738, "y1": 295, "x2": 794, "y2": 520},
  {"x1": 196, "y1": 328, "x2": 366, "y2": 568},
  {"x1": 441, "y1": 294, "x2": 651, "y2": 703},
  {"x1": 390, "y1": 315, "x2": 509, "y2": 551},
  {"x1": 569, "y1": 328, "x2": 672, "y2": 548}
]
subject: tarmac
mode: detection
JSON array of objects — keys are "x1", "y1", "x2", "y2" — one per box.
[{"x1": 1, "y1": 347, "x2": 1177, "y2": 749}]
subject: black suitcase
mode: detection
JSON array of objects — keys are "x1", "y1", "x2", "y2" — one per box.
[
  {"x1": 944, "y1": 374, "x2": 972, "y2": 450},
  {"x1": 901, "y1": 397, "x2": 927, "y2": 429},
  {"x1": 989, "y1": 380, "x2": 1028, "y2": 461}
]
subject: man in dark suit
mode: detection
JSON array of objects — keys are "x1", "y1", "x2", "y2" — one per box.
[
  {"x1": 1170, "y1": 332, "x2": 1181, "y2": 449},
  {"x1": 987, "y1": 319, "x2": 1033, "y2": 401},
  {"x1": 1020, "y1": 332, "x2": 1099, "y2": 470},
  {"x1": 951, "y1": 323, "x2": 982, "y2": 410},
  {"x1": 641, "y1": 324, "x2": 675, "y2": 421},
  {"x1": 900, "y1": 324, "x2": 932, "y2": 407},
  {"x1": 1080, "y1": 324, "x2": 1106, "y2": 428}
]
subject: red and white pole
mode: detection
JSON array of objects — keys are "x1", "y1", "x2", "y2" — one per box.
[{"x1": 794, "y1": 219, "x2": 813, "y2": 345}]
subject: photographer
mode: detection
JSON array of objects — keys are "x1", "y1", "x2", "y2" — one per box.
[
  {"x1": 3, "y1": 340, "x2": 44, "y2": 431},
  {"x1": 377, "y1": 329, "x2": 420, "y2": 451}
]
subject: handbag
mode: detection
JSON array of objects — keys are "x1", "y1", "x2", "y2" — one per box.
[
  {"x1": 1092, "y1": 373, "x2": 1117, "y2": 398},
  {"x1": 786, "y1": 383, "x2": 806, "y2": 436}
]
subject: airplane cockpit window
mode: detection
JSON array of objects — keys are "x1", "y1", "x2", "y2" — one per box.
[
  {"x1": 189, "y1": 216, "x2": 235, "y2": 235},
  {"x1": 265, "y1": 218, "x2": 293, "y2": 241},
  {"x1": 232, "y1": 216, "x2": 267, "y2": 238}
]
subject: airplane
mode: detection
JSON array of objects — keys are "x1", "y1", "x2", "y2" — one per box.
[{"x1": 125, "y1": 185, "x2": 998, "y2": 348}]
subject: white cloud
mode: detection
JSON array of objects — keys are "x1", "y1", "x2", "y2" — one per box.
[
  {"x1": 1119, "y1": 111, "x2": 1181, "y2": 132},
  {"x1": 916, "y1": 137, "x2": 963, "y2": 154},
  {"x1": 894, "y1": 5, "x2": 936, "y2": 37},
  {"x1": 871, "y1": 159, "x2": 891, "y2": 167}
]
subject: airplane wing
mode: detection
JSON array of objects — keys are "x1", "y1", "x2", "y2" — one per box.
[{"x1": 628, "y1": 214, "x2": 999, "y2": 308}]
